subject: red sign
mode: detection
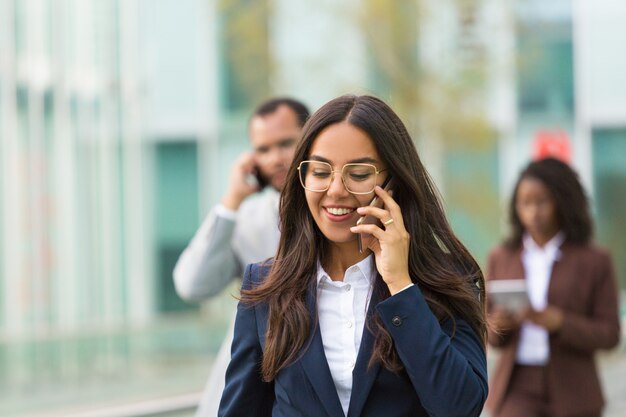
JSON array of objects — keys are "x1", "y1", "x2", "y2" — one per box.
[{"x1": 532, "y1": 130, "x2": 572, "y2": 163}]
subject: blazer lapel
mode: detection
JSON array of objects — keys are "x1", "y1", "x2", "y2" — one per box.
[
  {"x1": 346, "y1": 287, "x2": 382, "y2": 417},
  {"x1": 512, "y1": 247, "x2": 525, "y2": 281},
  {"x1": 547, "y1": 242, "x2": 567, "y2": 305},
  {"x1": 299, "y1": 281, "x2": 345, "y2": 417}
]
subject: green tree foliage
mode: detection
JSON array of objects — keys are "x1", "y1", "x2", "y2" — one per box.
[{"x1": 219, "y1": 0, "x2": 273, "y2": 112}]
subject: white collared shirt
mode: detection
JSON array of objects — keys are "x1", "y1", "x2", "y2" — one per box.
[
  {"x1": 218, "y1": 188, "x2": 281, "y2": 268},
  {"x1": 516, "y1": 231, "x2": 565, "y2": 365},
  {"x1": 316, "y1": 255, "x2": 376, "y2": 417}
]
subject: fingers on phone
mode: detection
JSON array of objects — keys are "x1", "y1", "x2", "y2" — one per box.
[
  {"x1": 374, "y1": 186, "x2": 406, "y2": 229},
  {"x1": 357, "y1": 204, "x2": 388, "y2": 217},
  {"x1": 351, "y1": 223, "x2": 385, "y2": 241},
  {"x1": 375, "y1": 186, "x2": 400, "y2": 210}
]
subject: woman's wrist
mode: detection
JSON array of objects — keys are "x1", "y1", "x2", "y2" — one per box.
[{"x1": 386, "y1": 275, "x2": 413, "y2": 296}]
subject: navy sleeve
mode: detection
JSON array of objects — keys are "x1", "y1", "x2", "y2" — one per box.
[
  {"x1": 376, "y1": 285, "x2": 488, "y2": 417},
  {"x1": 218, "y1": 263, "x2": 274, "y2": 417}
]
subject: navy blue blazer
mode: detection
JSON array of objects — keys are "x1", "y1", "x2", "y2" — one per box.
[{"x1": 219, "y1": 262, "x2": 488, "y2": 417}]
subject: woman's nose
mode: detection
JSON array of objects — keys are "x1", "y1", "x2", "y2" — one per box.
[{"x1": 326, "y1": 172, "x2": 348, "y2": 196}]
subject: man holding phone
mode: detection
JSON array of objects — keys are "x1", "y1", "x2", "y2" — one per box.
[
  {"x1": 173, "y1": 97, "x2": 309, "y2": 417},
  {"x1": 174, "y1": 97, "x2": 309, "y2": 301}
]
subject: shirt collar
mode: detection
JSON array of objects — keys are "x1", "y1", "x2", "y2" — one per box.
[
  {"x1": 316, "y1": 254, "x2": 376, "y2": 286},
  {"x1": 523, "y1": 231, "x2": 565, "y2": 259}
]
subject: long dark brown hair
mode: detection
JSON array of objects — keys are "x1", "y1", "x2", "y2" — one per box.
[
  {"x1": 505, "y1": 157, "x2": 593, "y2": 248},
  {"x1": 242, "y1": 95, "x2": 486, "y2": 381}
]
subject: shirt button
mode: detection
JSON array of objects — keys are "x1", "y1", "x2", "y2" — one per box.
[
  {"x1": 348, "y1": 360, "x2": 355, "y2": 368},
  {"x1": 344, "y1": 284, "x2": 351, "y2": 291},
  {"x1": 391, "y1": 316, "x2": 402, "y2": 327},
  {"x1": 346, "y1": 321, "x2": 353, "y2": 328}
]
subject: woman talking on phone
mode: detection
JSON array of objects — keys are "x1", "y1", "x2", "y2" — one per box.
[
  {"x1": 218, "y1": 95, "x2": 488, "y2": 417},
  {"x1": 486, "y1": 158, "x2": 621, "y2": 417}
]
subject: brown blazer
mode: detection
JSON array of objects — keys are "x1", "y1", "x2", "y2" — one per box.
[{"x1": 486, "y1": 242, "x2": 621, "y2": 417}]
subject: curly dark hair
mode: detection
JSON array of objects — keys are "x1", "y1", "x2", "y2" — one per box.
[{"x1": 506, "y1": 157, "x2": 593, "y2": 248}]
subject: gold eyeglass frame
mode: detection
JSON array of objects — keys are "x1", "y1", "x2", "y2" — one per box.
[{"x1": 297, "y1": 160, "x2": 387, "y2": 195}]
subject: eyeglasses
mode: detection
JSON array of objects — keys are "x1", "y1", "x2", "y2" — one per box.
[{"x1": 297, "y1": 160, "x2": 387, "y2": 195}]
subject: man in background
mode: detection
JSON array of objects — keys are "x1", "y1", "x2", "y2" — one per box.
[{"x1": 173, "y1": 97, "x2": 310, "y2": 416}]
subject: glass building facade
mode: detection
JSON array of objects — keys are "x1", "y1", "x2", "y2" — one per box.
[
  {"x1": 0, "y1": 0, "x2": 222, "y2": 414},
  {"x1": 1, "y1": 0, "x2": 149, "y2": 332}
]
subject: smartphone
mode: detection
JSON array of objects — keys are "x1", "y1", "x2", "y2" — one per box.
[
  {"x1": 254, "y1": 169, "x2": 268, "y2": 189},
  {"x1": 246, "y1": 166, "x2": 269, "y2": 189},
  {"x1": 356, "y1": 176, "x2": 394, "y2": 253}
]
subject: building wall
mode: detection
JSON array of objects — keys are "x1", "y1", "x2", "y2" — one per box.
[
  {"x1": 575, "y1": 0, "x2": 626, "y2": 287},
  {"x1": 0, "y1": 0, "x2": 152, "y2": 335}
]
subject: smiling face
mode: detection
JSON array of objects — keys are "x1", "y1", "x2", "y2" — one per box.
[{"x1": 304, "y1": 121, "x2": 388, "y2": 249}]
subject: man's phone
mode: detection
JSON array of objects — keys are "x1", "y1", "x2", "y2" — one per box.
[
  {"x1": 254, "y1": 169, "x2": 268, "y2": 189},
  {"x1": 246, "y1": 166, "x2": 269, "y2": 189},
  {"x1": 356, "y1": 176, "x2": 394, "y2": 253}
]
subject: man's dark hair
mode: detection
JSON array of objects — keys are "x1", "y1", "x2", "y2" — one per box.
[{"x1": 253, "y1": 97, "x2": 310, "y2": 127}]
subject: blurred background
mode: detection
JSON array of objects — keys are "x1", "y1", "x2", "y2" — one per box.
[{"x1": 1, "y1": 0, "x2": 625, "y2": 416}]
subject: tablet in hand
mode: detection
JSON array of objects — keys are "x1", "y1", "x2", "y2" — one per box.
[{"x1": 487, "y1": 279, "x2": 530, "y2": 313}]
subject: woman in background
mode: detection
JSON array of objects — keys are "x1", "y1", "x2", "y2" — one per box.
[
  {"x1": 486, "y1": 157, "x2": 621, "y2": 417},
  {"x1": 219, "y1": 95, "x2": 488, "y2": 417}
]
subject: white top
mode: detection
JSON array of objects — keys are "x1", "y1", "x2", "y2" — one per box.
[
  {"x1": 316, "y1": 256, "x2": 375, "y2": 417},
  {"x1": 173, "y1": 187, "x2": 280, "y2": 301},
  {"x1": 516, "y1": 231, "x2": 565, "y2": 365},
  {"x1": 316, "y1": 255, "x2": 413, "y2": 416}
]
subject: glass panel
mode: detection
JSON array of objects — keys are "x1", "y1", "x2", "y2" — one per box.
[
  {"x1": 444, "y1": 140, "x2": 500, "y2": 267},
  {"x1": 517, "y1": 19, "x2": 574, "y2": 117},
  {"x1": 14, "y1": 0, "x2": 26, "y2": 55},
  {"x1": 154, "y1": 141, "x2": 199, "y2": 312},
  {"x1": 218, "y1": 0, "x2": 271, "y2": 112},
  {"x1": 16, "y1": 85, "x2": 29, "y2": 144},
  {"x1": 592, "y1": 128, "x2": 626, "y2": 290},
  {"x1": 43, "y1": 89, "x2": 54, "y2": 151}
]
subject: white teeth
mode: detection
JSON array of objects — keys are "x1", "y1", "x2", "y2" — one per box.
[{"x1": 326, "y1": 207, "x2": 354, "y2": 216}]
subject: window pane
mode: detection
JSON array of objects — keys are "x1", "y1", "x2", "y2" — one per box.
[{"x1": 592, "y1": 128, "x2": 626, "y2": 289}]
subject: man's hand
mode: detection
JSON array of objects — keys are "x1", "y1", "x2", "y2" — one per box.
[{"x1": 221, "y1": 152, "x2": 261, "y2": 210}]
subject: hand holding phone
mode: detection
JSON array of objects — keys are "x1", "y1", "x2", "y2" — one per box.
[
  {"x1": 356, "y1": 176, "x2": 394, "y2": 253},
  {"x1": 245, "y1": 165, "x2": 268, "y2": 189},
  {"x1": 223, "y1": 153, "x2": 265, "y2": 210}
]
